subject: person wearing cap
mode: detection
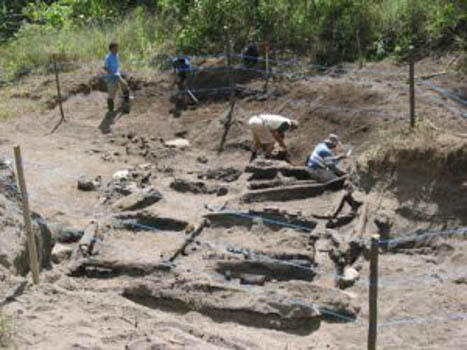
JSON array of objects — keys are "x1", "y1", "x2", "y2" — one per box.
[
  {"x1": 306, "y1": 134, "x2": 361, "y2": 217},
  {"x1": 248, "y1": 114, "x2": 299, "y2": 162},
  {"x1": 306, "y1": 134, "x2": 347, "y2": 182}
]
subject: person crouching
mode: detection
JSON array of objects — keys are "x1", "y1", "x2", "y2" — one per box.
[{"x1": 248, "y1": 114, "x2": 298, "y2": 162}]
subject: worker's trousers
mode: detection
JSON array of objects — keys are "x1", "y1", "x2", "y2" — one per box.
[{"x1": 107, "y1": 75, "x2": 129, "y2": 101}]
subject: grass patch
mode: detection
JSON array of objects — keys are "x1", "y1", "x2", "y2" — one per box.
[
  {"x1": 359, "y1": 119, "x2": 467, "y2": 177},
  {"x1": 0, "y1": 10, "x2": 170, "y2": 80}
]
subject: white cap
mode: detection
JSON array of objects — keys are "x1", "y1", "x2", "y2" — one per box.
[{"x1": 328, "y1": 133, "x2": 339, "y2": 142}]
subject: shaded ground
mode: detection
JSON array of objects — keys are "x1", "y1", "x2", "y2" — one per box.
[{"x1": 0, "y1": 56, "x2": 466, "y2": 349}]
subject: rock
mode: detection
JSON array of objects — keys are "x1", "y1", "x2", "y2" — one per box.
[
  {"x1": 197, "y1": 156, "x2": 208, "y2": 164},
  {"x1": 51, "y1": 243, "x2": 73, "y2": 263},
  {"x1": 240, "y1": 273, "x2": 267, "y2": 286},
  {"x1": 0, "y1": 158, "x2": 13, "y2": 170},
  {"x1": 112, "y1": 188, "x2": 163, "y2": 211},
  {"x1": 217, "y1": 186, "x2": 228, "y2": 196},
  {"x1": 197, "y1": 167, "x2": 242, "y2": 183},
  {"x1": 50, "y1": 225, "x2": 84, "y2": 244},
  {"x1": 77, "y1": 176, "x2": 101, "y2": 191},
  {"x1": 137, "y1": 163, "x2": 152, "y2": 171},
  {"x1": 170, "y1": 178, "x2": 222, "y2": 195},
  {"x1": 338, "y1": 266, "x2": 360, "y2": 289},
  {"x1": 174, "y1": 130, "x2": 188, "y2": 138},
  {"x1": 170, "y1": 178, "x2": 210, "y2": 194},
  {"x1": 112, "y1": 169, "x2": 131, "y2": 182},
  {"x1": 163, "y1": 138, "x2": 191, "y2": 149},
  {"x1": 374, "y1": 210, "x2": 393, "y2": 236}
]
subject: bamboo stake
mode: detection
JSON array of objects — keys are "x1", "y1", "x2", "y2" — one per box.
[
  {"x1": 367, "y1": 234, "x2": 380, "y2": 350},
  {"x1": 51, "y1": 54, "x2": 66, "y2": 133}
]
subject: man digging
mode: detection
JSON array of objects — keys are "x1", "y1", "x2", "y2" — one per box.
[
  {"x1": 103, "y1": 42, "x2": 130, "y2": 113},
  {"x1": 306, "y1": 134, "x2": 361, "y2": 217},
  {"x1": 248, "y1": 114, "x2": 299, "y2": 162}
]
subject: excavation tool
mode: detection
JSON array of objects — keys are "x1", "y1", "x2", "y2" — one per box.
[{"x1": 186, "y1": 87, "x2": 199, "y2": 104}]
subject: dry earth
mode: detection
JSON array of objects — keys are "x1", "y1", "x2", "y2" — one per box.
[{"x1": 0, "y1": 55, "x2": 466, "y2": 350}]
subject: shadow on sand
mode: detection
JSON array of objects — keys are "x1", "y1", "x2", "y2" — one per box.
[{"x1": 98, "y1": 108, "x2": 125, "y2": 134}]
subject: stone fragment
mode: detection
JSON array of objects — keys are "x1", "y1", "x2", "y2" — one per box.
[
  {"x1": 338, "y1": 266, "x2": 360, "y2": 289},
  {"x1": 164, "y1": 138, "x2": 191, "y2": 149},
  {"x1": 112, "y1": 169, "x2": 131, "y2": 182},
  {"x1": 112, "y1": 188, "x2": 162, "y2": 211},
  {"x1": 77, "y1": 176, "x2": 100, "y2": 191},
  {"x1": 217, "y1": 186, "x2": 228, "y2": 196},
  {"x1": 52, "y1": 243, "x2": 73, "y2": 264}
]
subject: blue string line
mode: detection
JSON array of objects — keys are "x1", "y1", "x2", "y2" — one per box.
[
  {"x1": 379, "y1": 313, "x2": 467, "y2": 328},
  {"x1": 378, "y1": 227, "x2": 467, "y2": 245}
]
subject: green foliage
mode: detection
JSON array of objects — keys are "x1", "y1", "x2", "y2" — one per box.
[
  {"x1": 176, "y1": 0, "x2": 253, "y2": 52},
  {"x1": 0, "y1": 9, "x2": 169, "y2": 79},
  {"x1": 0, "y1": 0, "x2": 465, "y2": 78}
]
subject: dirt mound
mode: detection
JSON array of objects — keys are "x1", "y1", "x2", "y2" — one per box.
[
  {"x1": 0, "y1": 162, "x2": 53, "y2": 276},
  {"x1": 356, "y1": 128, "x2": 467, "y2": 235}
]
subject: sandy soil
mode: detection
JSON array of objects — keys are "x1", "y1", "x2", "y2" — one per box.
[{"x1": 0, "y1": 56, "x2": 466, "y2": 350}]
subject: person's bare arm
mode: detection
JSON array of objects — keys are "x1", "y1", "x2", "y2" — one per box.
[
  {"x1": 252, "y1": 132, "x2": 261, "y2": 152},
  {"x1": 271, "y1": 130, "x2": 287, "y2": 151}
]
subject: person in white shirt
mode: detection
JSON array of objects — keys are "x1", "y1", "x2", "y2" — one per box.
[{"x1": 248, "y1": 114, "x2": 298, "y2": 161}]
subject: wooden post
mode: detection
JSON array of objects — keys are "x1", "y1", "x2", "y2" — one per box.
[
  {"x1": 217, "y1": 37, "x2": 236, "y2": 154},
  {"x1": 228, "y1": 39, "x2": 235, "y2": 111},
  {"x1": 409, "y1": 2, "x2": 416, "y2": 128},
  {"x1": 367, "y1": 234, "x2": 380, "y2": 350},
  {"x1": 14, "y1": 146, "x2": 40, "y2": 285},
  {"x1": 50, "y1": 54, "x2": 66, "y2": 133},
  {"x1": 409, "y1": 55, "x2": 415, "y2": 128},
  {"x1": 264, "y1": 43, "x2": 270, "y2": 92},
  {"x1": 53, "y1": 55, "x2": 66, "y2": 123}
]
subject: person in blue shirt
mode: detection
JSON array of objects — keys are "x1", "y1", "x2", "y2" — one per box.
[
  {"x1": 172, "y1": 56, "x2": 191, "y2": 84},
  {"x1": 306, "y1": 134, "x2": 347, "y2": 182},
  {"x1": 170, "y1": 56, "x2": 192, "y2": 110},
  {"x1": 103, "y1": 42, "x2": 129, "y2": 112},
  {"x1": 306, "y1": 134, "x2": 361, "y2": 217}
]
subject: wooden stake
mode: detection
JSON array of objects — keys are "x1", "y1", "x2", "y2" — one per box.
[
  {"x1": 14, "y1": 146, "x2": 40, "y2": 285},
  {"x1": 218, "y1": 38, "x2": 236, "y2": 154},
  {"x1": 51, "y1": 54, "x2": 66, "y2": 133},
  {"x1": 264, "y1": 43, "x2": 270, "y2": 91},
  {"x1": 409, "y1": 4, "x2": 416, "y2": 128},
  {"x1": 409, "y1": 59, "x2": 415, "y2": 128},
  {"x1": 367, "y1": 234, "x2": 380, "y2": 350},
  {"x1": 54, "y1": 55, "x2": 65, "y2": 122},
  {"x1": 228, "y1": 39, "x2": 236, "y2": 110}
]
